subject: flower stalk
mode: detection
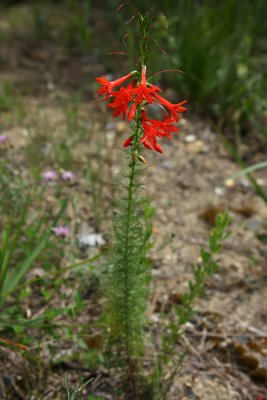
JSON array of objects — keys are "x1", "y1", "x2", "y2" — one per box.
[
  {"x1": 96, "y1": 11, "x2": 186, "y2": 398},
  {"x1": 106, "y1": 108, "x2": 147, "y2": 395}
]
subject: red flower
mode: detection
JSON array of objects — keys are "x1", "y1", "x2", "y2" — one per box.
[
  {"x1": 95, "y1": 72, "x2": 133, "y2": 97},
  {"x1": 122, "y1": 136, "x2": 133, "y2": 147},
  {"x1": 123, "y1": 111, "x2": 181, "y2": 153},
  {"x1": 108, "y1": 83, "x2": 135, "y2": 119},
  {"x1": 96, "y1": 66, "x2": 187, "y2": 154},
  {"x1": 128, "y1": 66, "x2": 161, "y2": 120},
  {"x1": 136, "y1": 66, "x2": 160, "y2": 104},
  {"x1": 141, "y1": 123, "x2": 163, "y2": 153},
  {"x1": 141, "y1": 113, "x2": 177, "y2": 153},
  {"x1": 154, "y1": 92, "x2": 187, "y2": 122},
  {"x1": 142, "y1": 112, "x2": 180, "y2": 140}
]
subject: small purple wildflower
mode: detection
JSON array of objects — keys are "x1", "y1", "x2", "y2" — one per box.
[
  {"x1": 52, "y1": 226, "x2": 71, "y2": 237},
  {"x1": 61, "y1": 171, "x2": 76, "y2": 182},
  {"x1": 0, "y1": 134, "x2": 8, "y2": 143},
  {"x1": 42, "y1": 170, "x2": 58, "y2": 182}
]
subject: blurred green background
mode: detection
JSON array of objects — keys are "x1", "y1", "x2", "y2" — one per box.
[{"x1": 1, "y1": 0, "x2": 267, "y2": 142}]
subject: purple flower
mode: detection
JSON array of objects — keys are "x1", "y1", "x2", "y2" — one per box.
[
  {"x1": 0, "y1": 134, "x2": 8, "y2": 143},
  {"x1": 61, "y1": 171, "x2": 76, "y2": 182},
  {"x1": 42, "y1": 170, "x2": 58, "y2": 182},
  {"x1": 52, "y1": 226, "x2": 71, "y2": 237}
]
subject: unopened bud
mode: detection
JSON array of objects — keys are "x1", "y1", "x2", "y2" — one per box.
[{"x1": 138, "y1": 155, "x2": 148, "y2": 164}]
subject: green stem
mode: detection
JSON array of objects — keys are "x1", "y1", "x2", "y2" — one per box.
[
  {"x1": 124, "y1": 156, "x2": 138, "y2": 386},
  {"x1": 120, "y1": 113, "x2": 144, "y2": 396}
]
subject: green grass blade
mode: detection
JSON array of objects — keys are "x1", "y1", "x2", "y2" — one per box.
[
  {"x1": 1, "y1": 199, "x2": 67, "y2": 302},
  {"x1": 210, "y1": 120, "x2": 267, "y2": 204},
  {"x1": 0, "y1": 229, "x2": 11, "y2": 295},
  {"x1": 229, "y1": 160, "x2": 267, "y2": 180}
]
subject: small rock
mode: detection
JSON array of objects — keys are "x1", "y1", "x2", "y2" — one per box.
[
  {"x1": 214, "y1": 186, "x2": 225, "y2": 196},
  {"x1": 257, "y1": 178, "x2": 265, "y2": 185},
  {"x1": 22, "y1": 129, "x2": 29, "y2": 137},
  {"x1": 47, "y1": 81, "x2": 55, "y2": 91},
  {"x1": 77, "y1": 232, "x2": 105, "y2": 248},
  {"x1": 240, "y1": 178, "x2": 250, "y2": 188},
  {"x1": 184, "y1": 134, "x2": 196, "y2": 143},
  {"x1": 245, "y1": 218, "x2": 263, "y2": 232},
  {"x1": 187, "y1": 140, "x2": 207, "y2": 153},
  {"x1": 224, "y1": 178, "x2": 235, "y2": 188},
  {"x1": 160, "y1": 160, "x2": 175, "y2": 169},
  {"x1": 106, "y1": 131, "x2": 116, "y2": 147},
  {"x1": 116, "y1": 121, "x2": 127, "y2": 133}
]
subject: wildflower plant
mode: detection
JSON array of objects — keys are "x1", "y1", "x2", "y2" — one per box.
[
  {"x1": 95, "y1": 10, "x2": 231, "y2": 399},
  {"x1": 96, "y1": 10, "x2": 185, "y2": 391}
]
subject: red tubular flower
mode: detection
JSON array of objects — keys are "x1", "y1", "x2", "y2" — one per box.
[
  {"x1": 95, "y1": 66, "x2": 187, "y2": 154},
  {"x1": 142, "y1": 112, "x2": 179, "y2": 139},
  {"x1": 122, "y1": 136, "x2": 133, "y2": 147},
  {"x1": 140, "y1": 111, "x2": 180, "y2": 153},
  {"x1": 108, "y1": 83, "x2": 135, "y2": 119},
  {"x1": 95, "y1": 72, "x2": 133, "y2": 97},
  {"x1": 142, "y1": 125, "x2": 163, "y2": 153},
  {"x1": 154, "y1": 92, "x2": 187, "y2": 122},
  {"x1": 128, "y1": 66, "x2": 161, "y2": 120},
  {"x1": 135, "y1": 66, "x2": 160, "y2": 104}
]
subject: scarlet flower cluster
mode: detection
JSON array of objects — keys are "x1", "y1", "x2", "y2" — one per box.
[{"x1": 96, "y1": 66, "x2": 186, "y2": 153}]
